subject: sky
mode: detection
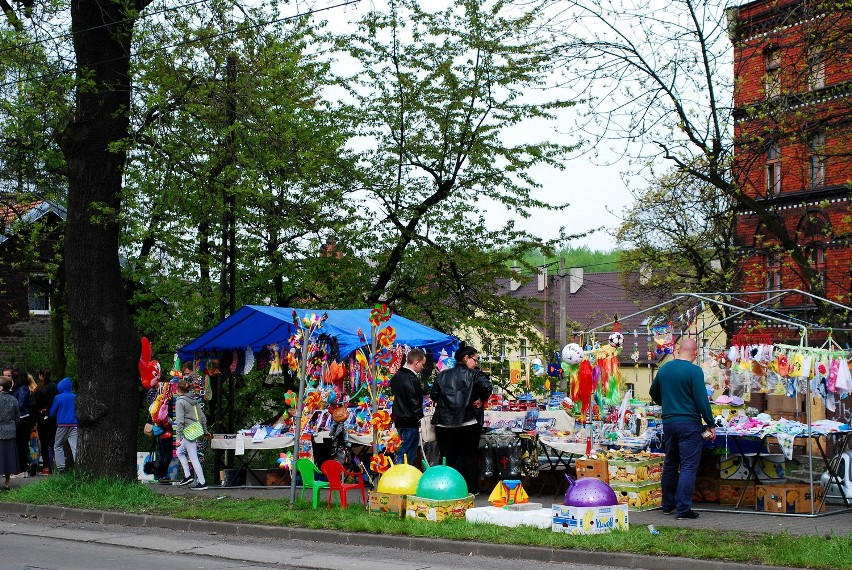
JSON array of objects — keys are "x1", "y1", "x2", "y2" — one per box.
[{"x1": 308, "y1": 0, "x2": 636, "y2": 251}]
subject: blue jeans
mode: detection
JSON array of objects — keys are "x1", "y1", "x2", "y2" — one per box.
[
  {"x1": 395, "y1": 427, "x2": 420, "y2": 466},
  {"x1": 661, "y1": 422, "x2": 703, "y2": 516}
]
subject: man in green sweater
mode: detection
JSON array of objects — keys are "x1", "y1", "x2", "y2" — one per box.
[{"x1": 649, "y1": 337, "x2": 716, "y2": 520}]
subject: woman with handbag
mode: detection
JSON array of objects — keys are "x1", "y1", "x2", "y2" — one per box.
[{"x1": 174, "y1": 380, "x2": 208, "y2": 490}]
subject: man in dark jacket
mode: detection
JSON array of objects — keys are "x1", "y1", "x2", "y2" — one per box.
[
  {"x1": 390, "y1": 348, "x2": 426, "y2": 465},
  {"x1": 430, "y1": 346, "x2": 492, "y2": 494},
  {"x1": 649, "y1": 337, "x2": 716, "y2": 520}
]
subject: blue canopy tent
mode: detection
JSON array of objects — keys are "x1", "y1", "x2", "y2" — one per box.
[
  {"x1": 178, "y1": 305, "x2": 459, "y2": 361},
  {"x1": 179, "y1": 305, "x2": 459, "y2": 499}
]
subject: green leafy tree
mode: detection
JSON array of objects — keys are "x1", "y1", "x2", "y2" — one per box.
[
  {"x1": 615, "y1": 162, "x2": 738, "y2": 334},
  {"x1": 539, "y1": 0, "x2": 851, "y2": 339},
  {"x1": 339, "y1": 0, "x2": 581, "y2": 336}
]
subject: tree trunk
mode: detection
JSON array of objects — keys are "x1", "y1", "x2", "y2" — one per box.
[
  {"x1": 61, "y1": 0, "x2": 140, "y2": 479},
  {"x1": 49, "y1": 256, "x2": 66, "y2": 379}
]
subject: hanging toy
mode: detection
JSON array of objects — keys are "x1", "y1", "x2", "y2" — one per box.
[
  {"x1": 562, "y1": 343, "x2": 584, "y2": 364},
  {"x1": 577, "y1": 359, "x2": 594, "y2": 416},
  {"x1": 243, "y1": 346, "x2": 255, "y2": 374},
  {"x1": 608, "y1": 332, "x2": 624, "y2": 349},
  {"x1": 268, "y1": 344, "x2": 282, "y2": 375},
  {"x1": 652, "y1": 324, "x2": 674, "y2": 355},
  {"x1": 138, "y1": 337, "x2": 161, "y2": 389},
  {"x1": 389, "y1": 345, "x2": 405, "y2": 375}
]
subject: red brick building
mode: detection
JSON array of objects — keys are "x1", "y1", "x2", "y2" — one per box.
[{"x1": 730, "y1": 0, "x2": 852, "y2": 321}]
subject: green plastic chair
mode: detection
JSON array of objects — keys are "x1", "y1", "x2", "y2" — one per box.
[{"x1": 296, "y1": 458, "x2": 329, "y2": 509}]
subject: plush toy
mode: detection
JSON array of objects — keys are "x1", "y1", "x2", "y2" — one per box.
[
  {"x1": 138, "y1": 337, "x2": 161, "y2": 389},
  {"x1": 577, "y1": 360, "x2": 594, "y2": 416}
]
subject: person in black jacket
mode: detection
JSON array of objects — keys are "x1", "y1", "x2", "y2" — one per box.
[
  {"x1": 10, "y1": 368, "x2": 36, "y2": 478},
  {"x1": 390, "y1": 348, "x2": 426, "y2": 466},
  {"x1": 430, "y1": 346, "x2": 492, "y2": 494},
  {"x1": 35, "y1": 368, "x2": 58, "y2": 474}
]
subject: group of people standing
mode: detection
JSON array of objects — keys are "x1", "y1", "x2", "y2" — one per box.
[
  {"x1": 390, "y1": 345, "x2": 492, "y2": 495},
  {"x1": 0, "y1": 365, "x2": 78, "y2": 489}
]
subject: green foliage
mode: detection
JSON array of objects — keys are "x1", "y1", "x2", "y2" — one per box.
[
  {"x1": 334, "y1": 0, "x2": 581, "y2": 336},
  {"x1": 515, "y1": 246, "x2": 622, "y2": 274}
]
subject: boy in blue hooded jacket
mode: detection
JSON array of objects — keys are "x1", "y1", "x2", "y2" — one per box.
[{"x1": 49, "y1": 377, "x2": 78, "y2": 472}]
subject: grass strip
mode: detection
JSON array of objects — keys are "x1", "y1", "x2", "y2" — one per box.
[{"x1": 3, "y1": 473, "x2": 850, "y2": 569}]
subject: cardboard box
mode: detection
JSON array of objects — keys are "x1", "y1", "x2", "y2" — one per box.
[
  {"x1": 406, "y1": 494, "x2": 474, "y2": 521},
  {"x1": 609, "y1": 481, "x2": 662, "y2": 511},
  {"x1": 766, "y1": 394, "x2": 802, "y2": 413},
  {"x1": 576, "y1": 459, "x2": 609, "y2": 483},
  {"x1": 266, "y1": 470, "x2": 291, "y2": 487},
  {"x1": 369, "y1": 491, "x2": 406, "y2": 518},
  {"x1": 719, "y1": 482, "x2": 756, "y2": 505},
  {"x1": 552, "y1": 503, "x2": 629, "y2": 534},
  {"x1": 756, "y1": 483, "x2": 825, "y2": 514},
  {"x1": 607, "y1": 455, "x2": 664, "y2": 484},
  {"x1": 693, "y1": 476, "x2": 720, "y2": 503},
  {"x1": 721, "y1": 454, "x2": 785, "y2": 481}
]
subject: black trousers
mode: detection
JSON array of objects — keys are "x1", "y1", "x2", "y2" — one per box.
[
  {"x1": 435, "y1": 423, "x2": 481, "y2": 494},
  {"x1": 16, "y1": 415, "x2": 36, "y2": 472},
  {"x1": 37, "y1": 415, "x2": 56, "y2": 471}
]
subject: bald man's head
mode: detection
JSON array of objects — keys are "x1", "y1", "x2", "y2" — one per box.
[{"x1": 678, "y1": 337, "x2": 698, "y2": 360}]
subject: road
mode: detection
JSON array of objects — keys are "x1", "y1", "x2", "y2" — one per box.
[{"x1": 0, "y1": 514, "x2": 637, "y2": 570}]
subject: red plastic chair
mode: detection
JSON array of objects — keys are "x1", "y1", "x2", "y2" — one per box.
[{"x1": 320, "y1": 459, "x2": 367, "y2": 508}]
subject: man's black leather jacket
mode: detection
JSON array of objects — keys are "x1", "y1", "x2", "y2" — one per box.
[{"x1": 430, "y1": 364, "x2": 492, "y2": 426}]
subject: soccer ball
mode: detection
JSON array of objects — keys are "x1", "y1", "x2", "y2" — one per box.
[
  {"x1": 562, "y1": 343, "x2": 584, "y2": 364},
  {"x1": 608, "y1": 332, "x2": 624, "y2": 348}
]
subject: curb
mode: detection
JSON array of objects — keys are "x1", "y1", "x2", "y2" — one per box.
[{"x1": 0, "y1": 502, "x2": 796, "y2": 570}]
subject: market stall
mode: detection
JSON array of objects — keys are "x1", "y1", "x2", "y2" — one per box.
[
  {"x1": 178, "y1": 304, "x2": 459, "y2": 499},
  {"x1": 580, "y1": 289, "x2": 852, "y2": 517}
]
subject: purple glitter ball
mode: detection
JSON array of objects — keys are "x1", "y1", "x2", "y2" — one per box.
[{"x1": 563, "y1": 475, "x2": 619, "y2": 507}]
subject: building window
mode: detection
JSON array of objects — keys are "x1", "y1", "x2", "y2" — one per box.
[
  {"x1": 499, "y1": 340, "x2": 507, "y2": 359},
  {"x1": 766, "y1": 143, "x2": 781, "y2": 195},
  {"x1": 520, "y1": 338, "x2": 527, "y2": 359},
  {"x1": 806, "y1": 245, "x2": 827, "y2": 292},
  {"x1": 809, "y1": 133, "x2": 825, "y2": 188},
  {"x1": 807, "y1": 46, "x2": 825, "y2": 90},
  {"x1": 764, "y1": 49, "x2": 781, "y2": 98},
  {"x1": 765, "y1": 252, "x2": 781, "y2": 296},
  {"x1": 28, "y1": 278, "x2": 50, "y2": 314}
]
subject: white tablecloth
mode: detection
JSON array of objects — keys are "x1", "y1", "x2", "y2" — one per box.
[
  {"x1": 210, "y1": 435, "x2": 294, "y2": 451},
  {"x1": 537, "y1": 437, "x2": 588, "y2": 456},
  {"x1": 484, "y1": 410, "x2": 575, "y2": 432}
]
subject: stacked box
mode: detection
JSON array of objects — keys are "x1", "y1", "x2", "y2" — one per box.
[
  {"x1": 756, "y1": 483, "x2": 825, "y2": 514},
  {"x1": 609, "y1": 481, "x2": 662, "y2": 511},
  {"x1": 369, "y1": 491, "x2": 406, "y2": 518},
  {"x1": 607, "y1": 455, "x2": 664, "y2": 484},
  {"x1": 575, "y1": 458, "x2": 609, "y2": 483},
  {"x1": 693, "y1": 476, "x2": 720, "y2": 503},
  {"x1": 719, "y1": 482, "x2": 756, "y2": 505},
  {"x1": 406, "y1": 494, "x2": 474, "y2": 521},
  {"x1": 552, "y1": 503, "x2": 629, "y2": 534},
  {"x1": 720, "y1": 454, "x2": 785, "y2": 481}
]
